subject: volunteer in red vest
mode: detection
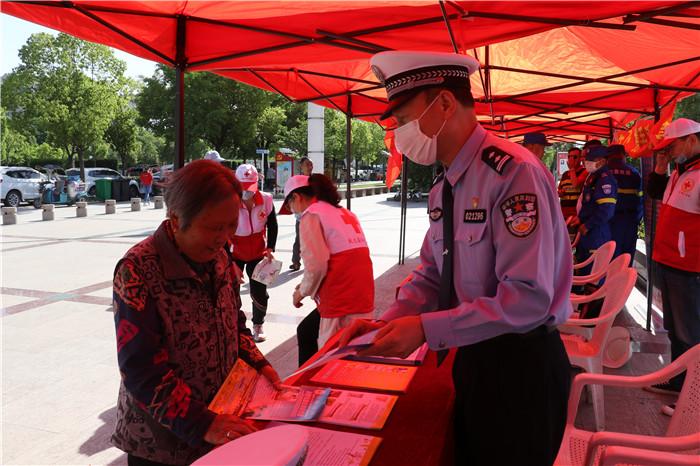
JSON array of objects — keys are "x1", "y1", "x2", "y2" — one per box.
[
  {"x1": 233, "y1": 164, "x2": 278, "y2": 342},
  {"x1": 645, "y1": 118, "x2": 700, "y2": 403},
  {"x1": 283, "y1": 174, "x2": 374, "y2": 366}
]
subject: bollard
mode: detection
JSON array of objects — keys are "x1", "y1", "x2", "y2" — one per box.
[
  {"x1": 105, "y1": 199, "x2": 116, "y2": 215},
  {"x1": 153, "y1": 195, "x2": 164, "y2": 209},
  {"x1": 42, "y1": 204, "x2": 55, "y2": 221},
  {"x1": 76, "y1": 201, "x2": 88, "y2": 218},
  {"x1": 131, "y1": 197, "x2": 141, "y2": 212},
  {"x1": 2, "y1": 206, "x2": 17, "y2": 225}
]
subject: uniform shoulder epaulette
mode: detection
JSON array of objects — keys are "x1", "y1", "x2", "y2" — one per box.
[{"x1": 481, "y1": 146, "x2": 514, "y2": 175}]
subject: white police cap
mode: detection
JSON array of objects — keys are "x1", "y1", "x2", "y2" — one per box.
[{"x1": 370, "y1": 51, "x2": 480, "y2": 120}]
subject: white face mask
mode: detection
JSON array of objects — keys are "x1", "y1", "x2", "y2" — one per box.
[
  {"x1": 242, "y1": 191, "x2": 254, "y2": 200},
  {"x1": 584, "y1": 161, "x2": 600, "y2": 173},
  {"x1": 393, "y1": 95, "x2": 447, "y2": 166}
]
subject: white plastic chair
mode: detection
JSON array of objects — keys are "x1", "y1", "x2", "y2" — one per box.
[
  {"x1": 573, "y1": 241, "x2": 616, "y2": 276},
  {"x1": 599, "y1": 440, "x2": 700, "y2": 466},
  {"x1": 555, "y1": 344, "x2": 700, "y2": 466},
  {"x1": 560, "y1": 268, "x2": 638, "y2": 431},
  {"x1": 572, "y1": 253, "x2": 631, "y2": 287}
]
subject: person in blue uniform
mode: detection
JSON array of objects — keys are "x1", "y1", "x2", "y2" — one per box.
[
  {"x1": 340, "y1": 51, "x2": 573, "y2": 466},
  {"x1": 572, "y1": 145, "x2": 618, "y2": 273},
  {"x1": 607, "y1": 144, "x2": 643, "y2": 265}
]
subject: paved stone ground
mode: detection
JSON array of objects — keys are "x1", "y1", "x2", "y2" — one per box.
[{"x1": 1, "y1": 196, "x2": 676, "y2": 465}]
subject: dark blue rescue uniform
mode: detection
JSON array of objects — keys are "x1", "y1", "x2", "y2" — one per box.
[
  {"x1": 607, "y1": 157, "x2": 643, "y2": 265},
  {"x1": 577, "y1": 166, "x2": 618, "y2": 269}
]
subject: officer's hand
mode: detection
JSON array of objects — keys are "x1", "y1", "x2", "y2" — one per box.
[
  {"x1": 337, "y1": 319, "x2": 386, "y2": 347},
  {"x1": 356, "y1": 316, "x2": 426, "y2": 359},
  {"x1": 578, "y1": 223, "x2": 589, "y2": 235}
]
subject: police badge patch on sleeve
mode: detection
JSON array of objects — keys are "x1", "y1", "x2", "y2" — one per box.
[
  {"x1": 429, "y1": 207, "x2": 443, "y2": 221},
  {"x1": 481, "y1": 146, "x2": 513, "y2": 175},
  {"x1": 500, "y1": 193, "x2": 538, "y2": 237},
  {"x1": 602, "y1": 184, "x2": 612, "y2": 195}
]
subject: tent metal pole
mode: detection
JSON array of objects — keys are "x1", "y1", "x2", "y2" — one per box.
[
  {"x1": 439, "y1": 0, "x2": 459, "y2": 53},
  {"x1": 623, "y1": 2, "x2": 697, "y2": 23},
  {"x1": 346, "y1": 96, "x2": 352, "y2": 210},
  {"x1": 174, "y1": 15, "x2": 186, "y2": 170},
  {"x1": 399, "y1": 155, "x2": 408, "y2": 265},
  {"x1": 646, "y1": 87, "x2": 660, "y2": 332},
  {"x1": 609, "y1": 118, "x2": 614, "y2": 141},
  {"x1": 631, "y1": 17, "x2": 700, "y2": 31}
]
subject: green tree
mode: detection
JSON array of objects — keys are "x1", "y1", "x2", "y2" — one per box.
[
  {"x1": 675, "y1": 93, "x2": 699, "y2": 121},
  {"x1": 137, "y1": 66, "x2": 274, "y2": 162},
  {"x1": 2, "y1": 33, "x2": 127, "y2": 178},
  {"x1": 105, "y1": 105, "x2": 138, "y2": 171}
]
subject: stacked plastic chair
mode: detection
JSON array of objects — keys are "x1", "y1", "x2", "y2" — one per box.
[{"x1": 555, "y1": 344, "x2": 700, "y2": 466}]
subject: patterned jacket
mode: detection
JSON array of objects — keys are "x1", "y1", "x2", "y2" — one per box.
[{"x1": 111, "y1": 221, "x2": 269, "y2": 465}]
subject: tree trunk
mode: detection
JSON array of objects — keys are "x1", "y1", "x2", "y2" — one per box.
[{"x1": 77, "y1": 147, "x2": 86, "y2": 181}]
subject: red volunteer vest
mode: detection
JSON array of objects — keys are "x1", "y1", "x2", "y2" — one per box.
[
  {"x1": 232, "y1": 191, "x2": 273, "y2": 262},
  {"x1": 304, "y1": 201, "x2": 374, "y2": 318},
  {"x1": 652, "y1": 161, "x2": 700, "y2": 272}
]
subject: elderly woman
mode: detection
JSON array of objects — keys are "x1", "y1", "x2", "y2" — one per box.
[{"x1": 111, "y1": 160, "x2": 281, "y2": 466}]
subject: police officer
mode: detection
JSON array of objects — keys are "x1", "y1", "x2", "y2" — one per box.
[
  {"x1": 607, "y1": 144, "x2": 643, "y2": 265},
  {"x1": 572, "y1": 145, "x2": 618, "y2": 274},
  {"x1": 340, "y1": 51, "x2": 572, "y2": 466}
]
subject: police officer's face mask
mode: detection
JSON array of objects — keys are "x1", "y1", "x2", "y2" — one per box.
[{"x1": 394, "y1": 95, "x2": 447, "y2": 166}]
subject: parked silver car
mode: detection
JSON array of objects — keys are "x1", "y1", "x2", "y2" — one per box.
[
  {"x1": 1, "y1": 166, "x2": 44, "y2": 208},
  {"x1": 66, "y1": 167, "x2": 140, "y2": 198}
]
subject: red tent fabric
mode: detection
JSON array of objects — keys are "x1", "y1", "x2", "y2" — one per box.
[{"x1": 3, "y1": 0, "x2": 699, "y2": 142}]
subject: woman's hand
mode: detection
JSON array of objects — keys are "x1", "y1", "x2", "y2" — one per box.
[
  {"x1": 259, "y1": 364, "x2": 283, "y2": 390},
  {"x1": 204, "y1": 414, "x2": 258, "y2": 445},
  {"x1": 263, "y1": 248, "x2": 275, "y2": 261}
]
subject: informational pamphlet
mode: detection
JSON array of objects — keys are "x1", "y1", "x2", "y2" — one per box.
[
  {"x1": 288, "y1": 330, "x2": 380, "y2": 378},
  {"x1": 209, "y1": 359, "x2": 330, "y2": 422},
  {"x1": 269, "y1": 423, "x2": 382, "y2": 466},
  {"x1": 311, "y1": 359, "x2": 418, "y2": 393},
  {"x1": 345, "y1": 343, "x2": 429, "y2": 366},
  {"x1": 251, "y1": 258, "x2": 283, "y2": 286},
  {"x1": 319, "y1": 389, "x2": 398, "y2": 430}
]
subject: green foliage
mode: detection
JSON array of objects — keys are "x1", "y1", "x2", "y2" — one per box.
[{"x1": 675, "y1": 93, "x2": 700, "y2": 121}]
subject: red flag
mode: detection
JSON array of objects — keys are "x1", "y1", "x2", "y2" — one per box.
[
  {"x1": 384, "y1": 130, "x2": 403, "y2": 189},
  {"x1": 649, "y1": 101, "x2": 676, "y2": 151}
]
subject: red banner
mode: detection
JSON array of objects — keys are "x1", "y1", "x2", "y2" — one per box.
[
  {"x1": 384, "y1": 131, "x2": 403, "y2": 189},
  {"x1": 614, "y1": 102, "x2": 676, "y2": 158}
]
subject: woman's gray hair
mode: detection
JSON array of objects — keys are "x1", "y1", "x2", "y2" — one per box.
[{"x1": 164, "y1": 160, "x2": 242, "y2": 230}]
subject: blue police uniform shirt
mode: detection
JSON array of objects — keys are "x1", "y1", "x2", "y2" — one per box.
[
  {"x1": 382, "y1": 125, "x2": 573, "y2": 350},
  {"x1": 607, "y1": 158, "x2": 643, "y2": 222},
  {"x1": 578, "y1": 166, "x2": 618, "y2": 250}
]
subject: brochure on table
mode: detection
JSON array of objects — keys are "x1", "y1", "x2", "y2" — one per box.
[
  {"x1": 311, "y1": 359, "x2": 418, "y2": 393},
  {"x1": 209, "y1": 359, "x2": 330, "y2": 422},
  {"x1": 251, "y1": 258, "x2": 283, "y2": 286},
  {"x1": 210, "y1": 359, "x2": 398, "y2": 429},
  {"x1": 269, "y1": 423, "x2": 382, "y2": 466}
]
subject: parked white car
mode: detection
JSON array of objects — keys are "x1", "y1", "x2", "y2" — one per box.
[
  {"x1": 1, "y1": 166, "x2": 44, "y2": 208},
  {"x1": 66, "y1": 167, "x2": 140, "y2": 198}
]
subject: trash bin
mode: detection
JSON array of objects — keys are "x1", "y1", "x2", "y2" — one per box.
[
  {"x1": 111, "y1": 179, "x2": 131, "y2": 202},
  {"x1": 95, "y1": 179, "x2": 112, "y2": 201}
]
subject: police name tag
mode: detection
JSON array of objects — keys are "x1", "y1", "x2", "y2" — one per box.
[{"x1": 463, "y1": 209, "x2": 486, "y2": 223}]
